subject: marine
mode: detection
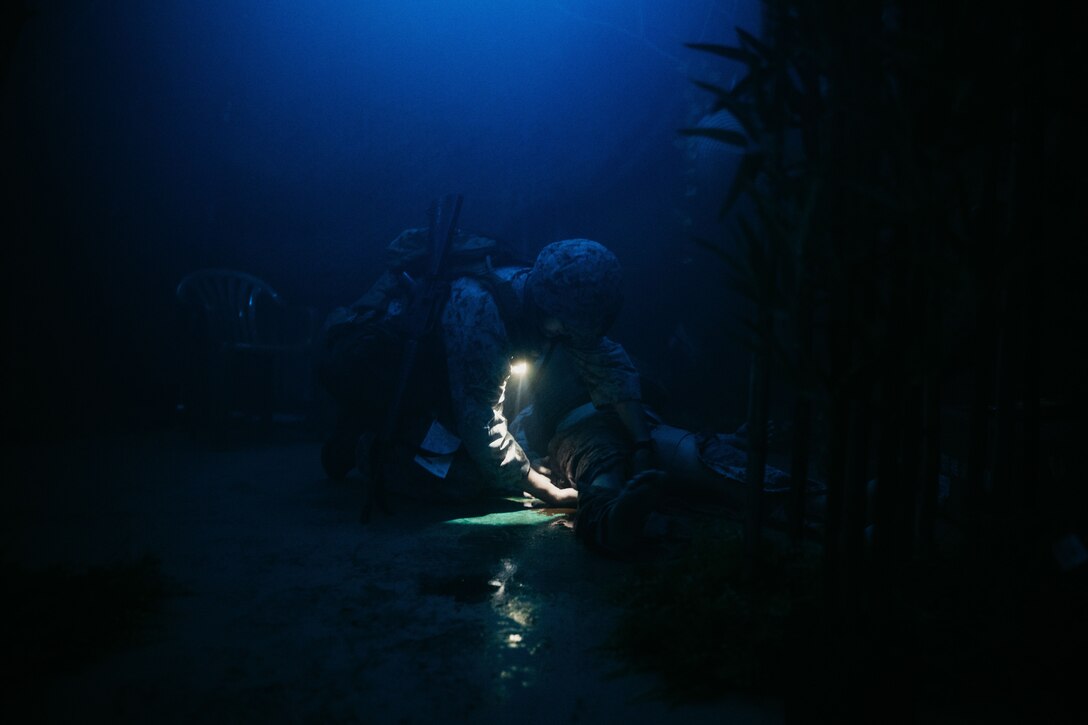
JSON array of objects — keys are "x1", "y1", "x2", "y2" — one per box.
[{"x1": 317, "y1": 230, "x2": 656, "y2": 510}]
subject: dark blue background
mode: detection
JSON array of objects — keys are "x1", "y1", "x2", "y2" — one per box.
[{"x1": 3, "y1": 1, "x2": 762, "y2": 436}]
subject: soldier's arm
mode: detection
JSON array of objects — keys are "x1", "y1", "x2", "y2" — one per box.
[{"x1": 442, "y1": 278, "x2": 536, "y2": 492}]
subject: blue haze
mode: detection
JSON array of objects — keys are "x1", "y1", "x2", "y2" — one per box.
[{"x1": 3, "y1": 0, "x2": 760, "y2": 431}]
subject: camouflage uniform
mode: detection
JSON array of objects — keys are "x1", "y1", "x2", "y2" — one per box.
[{"x1": 441, "y1": 259, "x2": 641, "y2": 494}]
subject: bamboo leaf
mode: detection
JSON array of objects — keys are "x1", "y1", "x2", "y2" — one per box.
[
  {"x1": 728, "y1": 272, "x2": 761, "y2": 304},
  {"x1": 782, "y1": 70, "x2": 810, "y2": 119},
  {"x1": 778, "y1": 243, "x2": 798, "y2": 293},
  {"x1": 748, "y1": 189, "x2": 789, "y2": 247},
  {"x1": 689, "y1": 80, "x2": 759, "y2": 137},
  {"x1": 844, "y1": 180, "x2": 911, "y2": 216},
  {"x1": 694, "y1": 239, "x2": 755, "y2": 290},
  {"x1": 689, "y1": 78, "x2": 728, "y2": 98},
  {"x1": 737, "y1": 216, "x2": 770, "y2": 294},
  {"x1": 694, "y1": 238, "x2": 758, "y2": 296},
  {"x1": 722, "y1": 263, "x2": 761, "y2": 304},
  {"x1": 731, "y1": 73, "x2": 756, "y2": 100},
  {"x1": 720, "y1": 250, "x2": 751, "y2": 278},
  {"x1": 735, "y1": 27, "x2": 772, "y2": 60},
  {"x1": 691, "y1": 235, "x2": 729, "y2": 262},
  {"x1": 684, "y1": 42, "x2": 756, "y2": 64},
  {"x1": 769, "y1": 335, "x2": 803, "y2": 383},
  {"x1": 720, "y1": 322, "x2": 761, "y2": 355},
  {"x1": 719, "y1": 152, "x2": 764, "y2": 218},
  {"x1": 792, "y1": 178, "x2": 821, "y2": 258},
  {"x1": 678, "y1": 127, "x2": 749, "y2": 148},
  {"x1": 738, "y1": 315, "x2": 776, "y2": 348}
]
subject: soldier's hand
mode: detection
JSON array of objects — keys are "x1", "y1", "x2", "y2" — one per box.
[
  {"x1": 526, "y1": 468, "x2": 578, "y2": 507},
  {"x1": 630, "y1": 441, "x2": 657, "y2": 477}
]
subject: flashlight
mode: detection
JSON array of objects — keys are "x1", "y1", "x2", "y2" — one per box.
[{"x1": 510, "y1": 360, "x2": 529, "y2": 376}]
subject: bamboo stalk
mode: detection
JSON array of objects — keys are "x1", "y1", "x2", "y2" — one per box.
[
  {"x1": 872, "y1": 383, "x2": 902, "y2": 582},
  {"x1": 743, "y1": 307, "x2": 772, "y2": 580},
  {"x1": 898, "y1": 383, "x2": 924, "y2": 568},
  {"x1": 789, "y1": 395, "x2": 812, "y2": 545},
  {"x1": 1020, "y1": 251, "x2": 1041, "y2": 519},
  {"x1": 917, "y1": 373, "x2": 941, "y2": 558},
  {"x1": 990, "y1": 282, "x2": 1017, "y2": 516},
  {"x1": 963, "y1": 262, "x2": 998, "y2": 520},
  {"x1": 822, "y1": 390, "x2": 848, "y2": 613},
  {"x1": 789, "y1": 281, "x2": 815, "y2": 546},
  {"x1": 843, "y1": 397, "x2": 870, "y2": 615},
  {"x1": 822, "y1": 287, "x2": 852, "y2": 612}
]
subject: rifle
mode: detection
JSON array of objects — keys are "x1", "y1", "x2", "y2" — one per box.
[{"x1": 361, "y1": 193, "x2": 463, "y2": 522}]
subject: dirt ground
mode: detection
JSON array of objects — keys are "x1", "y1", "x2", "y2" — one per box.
[{"x1": 2, "y1": 427, "x2": 781, "y2": 723}]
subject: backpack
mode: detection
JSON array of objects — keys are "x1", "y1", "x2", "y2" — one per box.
[
  {"x1": 341, "y1": 228, "x2": 526, "y2": 321},
  {"x1": 318, "y1": 228, "x2": 529, "y2": 419}
]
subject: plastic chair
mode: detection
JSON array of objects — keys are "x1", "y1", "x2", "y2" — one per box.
[{"x1": 176, "y1": 269, "x2": 317, "y2": 428}]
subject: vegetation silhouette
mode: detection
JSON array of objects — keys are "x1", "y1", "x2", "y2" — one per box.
[{"x1": 611, "y1": 2, "x2": 1086, "y2": 718}]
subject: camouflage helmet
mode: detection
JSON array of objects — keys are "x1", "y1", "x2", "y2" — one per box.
[{"x1": 525, "y1": 239, "x2": 623, "y2": 340}]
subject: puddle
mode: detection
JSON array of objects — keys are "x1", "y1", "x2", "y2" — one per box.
[
  {"x1": 415, "y1": 547, "x2": 558, "y2": 697},
  {"x1": 418, "y1": 572, "x2": 501, "y2": 603},
  {"x1": 488, "y1": 558, "x2": 542, "y2": 695}
]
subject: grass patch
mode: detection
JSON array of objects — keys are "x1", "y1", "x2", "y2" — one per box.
[
  {"x1": 1, "y1": 556, "x2": 168, "y2": 686},
  {"x1": 606, "y1": 517, "x2": 1088, "y2": 720},
  {"x1": 606, "y1": 521, "x2": 821, "y2": 701}
]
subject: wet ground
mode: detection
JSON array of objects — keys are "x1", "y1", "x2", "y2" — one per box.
[{"x1": 2, "y1": 428, "x2": 781, "y2": 723}]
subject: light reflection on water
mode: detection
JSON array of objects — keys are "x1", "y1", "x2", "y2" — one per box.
[{"x1": 490, "y1": 557, "x2": 539, "y2": 692}]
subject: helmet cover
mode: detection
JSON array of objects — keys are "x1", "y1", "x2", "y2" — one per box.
[{"x1": 526, "y1": 239, "x2": 623, "y2": 341}]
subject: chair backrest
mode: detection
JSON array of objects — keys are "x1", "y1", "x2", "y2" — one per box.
[{"x1": 176, "y1": 269, "x2": 283, "y2": 347}]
